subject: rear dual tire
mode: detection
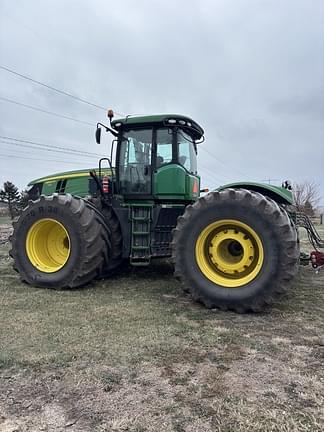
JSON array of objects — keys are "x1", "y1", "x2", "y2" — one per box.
[{"x1": 172, "y1": 189, "x2": 299, "y2": 312}]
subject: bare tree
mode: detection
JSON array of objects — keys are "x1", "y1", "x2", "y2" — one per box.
[{"x1": 293, "y1": 181, "x2": 321, "y2": 215}]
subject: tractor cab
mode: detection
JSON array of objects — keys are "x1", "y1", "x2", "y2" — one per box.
[{"x1": 96, "y1": 114, "x2": 204, "y2": 202}]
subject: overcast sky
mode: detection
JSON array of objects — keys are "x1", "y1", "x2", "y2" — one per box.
[{"x1": 0, "y1": 0, "x2": 323, "y2": 203}]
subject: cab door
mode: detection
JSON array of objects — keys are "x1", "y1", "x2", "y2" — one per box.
[
  {"x1": 117, "y1": 128, "x2": 153, "y2": 196},
  {"x1": 153, "y1": 127, "x2": 199, "y2": 200}
]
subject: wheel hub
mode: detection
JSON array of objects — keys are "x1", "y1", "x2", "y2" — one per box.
[
  {"x1": 209, "y1": 229, "x2": 255, "y2": 275},
  {"x1": 195, "y1": 219, "x2": 264, "y2": 288}
]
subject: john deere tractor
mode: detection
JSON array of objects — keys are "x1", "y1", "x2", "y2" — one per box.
[{"x1": 11, "y1": 112, "x2": 303, "y2": 312}]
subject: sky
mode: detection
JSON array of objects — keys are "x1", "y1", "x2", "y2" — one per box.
[{"x1": 0, "y1": 0, "x2": 323, "y2": 203}]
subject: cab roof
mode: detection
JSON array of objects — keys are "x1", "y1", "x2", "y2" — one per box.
[{"x1": 111, "y1": 114, "x2": 204, "y2": 141}]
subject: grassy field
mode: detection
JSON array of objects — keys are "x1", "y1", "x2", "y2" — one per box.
[{"x1": 0, "y1": 225, "x2": 323, "y2": 431}]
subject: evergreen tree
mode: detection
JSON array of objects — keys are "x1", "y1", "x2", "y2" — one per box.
[
  {"x1": 0, "y1": 181, "x2": 21, "y2": 219},
  {"x1": 18, "y1": 190, "x2": 29, "y2": 211}
]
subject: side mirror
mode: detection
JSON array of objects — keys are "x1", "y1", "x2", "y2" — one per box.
[{"x1": 95, "y1": 127, "x2": 101, "y2": 144}]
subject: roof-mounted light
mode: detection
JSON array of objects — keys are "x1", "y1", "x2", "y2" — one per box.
[
  {"x1": 179, "y1": 120, "x2": 186, "y2": 125},
  {"x1": 114, "y1": 122, "x2": 122, "y2": 127},
  {"x1": 107, "y1": 109, "x2": 114, "y2": 120},
  {"x1": 168, "y1": 119, "x2": 177, "y2": 124}
]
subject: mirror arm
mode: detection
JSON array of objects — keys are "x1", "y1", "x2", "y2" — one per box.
[{"x1": 96, "y1": 122, "x2": 119, "y2": 137}]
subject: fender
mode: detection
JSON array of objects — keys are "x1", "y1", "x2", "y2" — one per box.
[{"x1": 217, "y1": 182, "x2": 293, "y2": 205}]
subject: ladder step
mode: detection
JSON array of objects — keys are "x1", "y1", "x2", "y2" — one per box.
[
  {"x1": 132, "y1": 245, "x2": 150, "y2": 250},
  {"x1": 130, "y1": 260, "x2": 150, "y2": 267},
  {"x1": 133, "y1": 231, "x2": 150, "y2": 235},
  {"x1": 130, "y1": 205, "x2": 152, "y2": 266}
]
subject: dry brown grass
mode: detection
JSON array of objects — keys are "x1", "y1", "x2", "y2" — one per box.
[{"x1": 0, "y1": 224, "x2": 323, "y2": 431}]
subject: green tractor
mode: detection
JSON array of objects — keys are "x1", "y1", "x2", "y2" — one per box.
[{"x1": 11, "y1": 112, "x2": 301, "y2": 312}]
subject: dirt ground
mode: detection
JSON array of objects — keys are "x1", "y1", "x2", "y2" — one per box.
[{"x1": 0, "y1": 222, "x2": 323, "y2": 432}]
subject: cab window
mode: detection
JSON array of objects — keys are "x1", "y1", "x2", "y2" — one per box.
[
  {"x1": 156, "y1": 128, "x2": 173, "y2": 168},
  {"x1": 177, "y1": 130, "x2": 197, "y2": 174},
  {"x1": 118, "y1": 128, "x2": 152, "y2": 194}
]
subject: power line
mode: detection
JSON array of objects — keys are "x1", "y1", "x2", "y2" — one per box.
[
  {"x1": 198, "y1": 170, "x2": 225, "y2": 187},
  {"x1": 0, "y1": 65, "x2": 125, "y2": 116},
  {"x1": 200, "y1": 173, "x2": 225, "y2": 186},
  {"x1": 0, "y1": 136, "x2": 229, "y2": 182},
  {"x1": 200, "y1": 177, "x2": 220, "y2": 188},
  {"x1": 200, "y1": 146, "x2": 248, "y2": 178},
  {"x1": 0, "y1": 141, "x2": 104, "y2": 161},
  {"x1": 201, "y1": 178, "x2": 223, "y2": 188},
  {"x1": 0, "y1": 151, "x2": 94, "y2": 166},
  {"x1": 0, "y1": 66, "x2": 246, "y2": 177},
  {"x1": 0, "y1": 135, "x2": 106, "y2": 158},
  {"x1": 0, "y1": 96, "x2": 94, "y2": 126},
  {"x1": 199, "y1": 162, "x2": 230, "y2": 184}
]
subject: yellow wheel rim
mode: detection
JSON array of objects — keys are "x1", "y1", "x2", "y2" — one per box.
[
  {"x1": 26, "y1": 218, "x2": 71, "y2": 273},
  {"x1": 195, "y1": 219, "x2": 264, "y2": 287}
]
